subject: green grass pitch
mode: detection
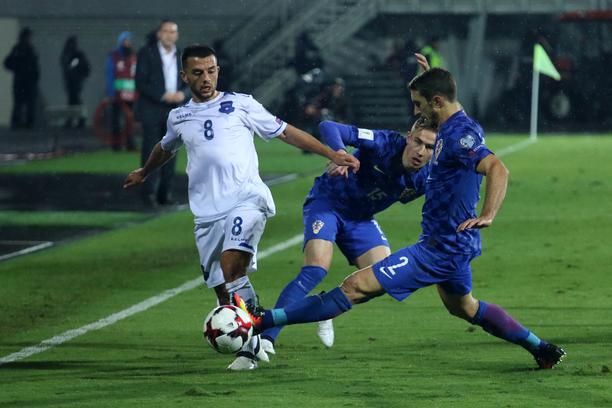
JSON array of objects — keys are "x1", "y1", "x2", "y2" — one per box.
[{"x1": 0, "y1": 135, "x2": 611, "y2": 407}]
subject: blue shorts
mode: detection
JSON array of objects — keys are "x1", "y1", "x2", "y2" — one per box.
[
  {"x1": 303, "y1": 198, "x2": 389, "y2": 264},
  {"x1": 372, "y1": 241, "x2": 474, "y2": 301}
]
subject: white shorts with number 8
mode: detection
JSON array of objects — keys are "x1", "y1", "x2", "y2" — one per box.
[{"x1": 195, "y1": 205, "x2": 268, "y2": 288}]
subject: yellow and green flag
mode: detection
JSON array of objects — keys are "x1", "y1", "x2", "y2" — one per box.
[{"x1": 533, "y1": 44, "x2": 561, "y2": 80}]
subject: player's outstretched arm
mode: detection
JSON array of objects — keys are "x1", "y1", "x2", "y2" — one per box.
[
  {"x1": 279, "y1": 124, "x2": 360, "y2": 172},
  {"x1": 319, "y1": 120, "x2": 357, "y2": 178},
  {"x1": 123, "y1": 142, "x2": 175, "y2": 189},
  {"x1": 457, "y1": 154, "x2": 509, "y2": 232}
]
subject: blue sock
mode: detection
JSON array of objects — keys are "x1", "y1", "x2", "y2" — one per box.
[
  {"x1": 261, "y1": 287, "x2": 352, "y2": 330},
  {"x1": 470, "y1": 300, "x2": 543, "y2": 352},
  {"x1": 262, "y1": 266, "x2": 327, "y2": 342}
]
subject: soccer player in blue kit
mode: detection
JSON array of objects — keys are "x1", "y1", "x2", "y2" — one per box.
[
  {"x1": 260, "y1": 117, "x2": 437, "y2": 353},
  {"x1": 238, "y1": 67, "x2": 566, "y2": 369}
]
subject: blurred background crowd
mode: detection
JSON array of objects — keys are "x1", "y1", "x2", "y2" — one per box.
[{"x1": 2, "y1": 0, "x2": 611, "y2": 153}]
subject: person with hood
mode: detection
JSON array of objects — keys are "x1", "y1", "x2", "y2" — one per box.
[
  {"x1": 106, "y1": 31, "x2": 137, "y2": 151},
  {"x1": 60, "y1": 35, "x2": 90, "y2": 128},
  {"x1": 3, "y1": 27, "x2": 40, "y2": 129}
]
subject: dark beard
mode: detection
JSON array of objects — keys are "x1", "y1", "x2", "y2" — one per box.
[{"x1": 429, "y1": 111, "x2": 440, "y2": 128}]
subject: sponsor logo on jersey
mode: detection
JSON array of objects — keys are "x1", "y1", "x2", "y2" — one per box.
[
  {"x1": 176, "y1": 111, "x2": 193, "y2": 120},
  {"x1": 219, "y1": 101, "x2": 235, "y2": 114},
  {"x1": 459, "y1": 134, "x2": 475, "y2": 149},
  {"x1": 433, "y1": 139, "x2": 444, "y2": 164},
  {"x1": 312, "y1": 220, "x2": 324, "y2": 234}
]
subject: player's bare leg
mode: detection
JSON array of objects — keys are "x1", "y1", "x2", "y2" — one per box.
[
  {"x1": 213, "y1": 284, "x2": 230, "y2": 305},
  {"x1": 303, "y1": 240, "x2": 336, "y2": 348},
  {"x1": 237, "y1": 265, "x2": 384, "y2": 334},
  {"x1": 304, "y1": 239, "x2": 334, "y2": 270},
  {"x1": 309, "y1": 244, "x2": 391, "y2": 348},
  {"x1": 436, "y1": 285, "x2": 565, "y2": 369},
  {"x1": 220, "y1": 249, "x2": 251, "y2": 283},
  {"x1": 310, "y1": 246, "x2": 392, "y2": 348},
  {"x1": 340, "y1": 265, "x2": 386, "y2": 304},
  {"x1": 261, "y1": 239, "x2": 333, "y2": 350},
  {"x1": 221, "y1": 249, "x2": 268, "y2": 370},
  {"x1": 353, "y1": 246, "x2": 391, "y2": 270},
  {"x1": 435, "y1": 286, "x2": 479, "y2": 320}
]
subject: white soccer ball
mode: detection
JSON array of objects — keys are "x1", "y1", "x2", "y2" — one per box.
[{"x1": 203, "y1": 305, "x2": 253, "y2": 354}]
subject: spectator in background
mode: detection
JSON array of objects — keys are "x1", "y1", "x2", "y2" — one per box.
[
  {"x1": 289, "y1": 68, "x2": 327, "y2": 145},
  {"x1": 106, "y1": 31, "x2": 137, "y2": 151},
  {"x1": 3, "y1": 27, "x2": 39, "y2": 129},
  {"x1": 295, "y1": 32, "x2": 324, "y2": 76},
  {"x1": 419, "y1": 35, "x2": 445, "y2": 71},
  {"x1": 145, "y1": 29, "x2": 158, "y2": 46},
  {"x1": 135, "y1": 19, "x2": 188, "y2": 208},
  {"x1": 319, "y1": 77, "x2": 351, "y2": 124},
  {"x1": 60, "y1": 35, "x2": 90, "y2": 128},
  {"x1": 385, "y1": 39, "x2": 409, "y2": 72},
  {"x1": 213, "y1": 39, "x2": 234, "y2": 91}
]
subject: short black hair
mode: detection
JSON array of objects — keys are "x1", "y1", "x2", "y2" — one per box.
[
  {"x1": 412, "y1": 116, "x2": 438, "y2": 133},
  {"x1": 181, "y1": 45, "x2": 216, "y2": 68},
  {"x1": 408, "y1": 67, "x2": 457, "y2": 102},
  {"x1": 158, "y1": 19, "x2": 177, "y2": 31}
]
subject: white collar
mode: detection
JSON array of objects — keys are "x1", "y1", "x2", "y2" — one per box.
[{"x1": 157, "y1": 41, "x2": 176, "y2": 56}]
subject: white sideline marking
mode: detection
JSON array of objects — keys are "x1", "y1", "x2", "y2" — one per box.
[
  {"x1": 496, "y1": 137, "x2": 537, "y2": 157},
  {"x1": 0, "y1": 241, "x2": 54, "y2": 262},
  {"x1": 266, "y1": 173, "x2": 298, "y2": 186},
  {"x1": 0, "y1": 234, "x2": 304, "y2": 365}
]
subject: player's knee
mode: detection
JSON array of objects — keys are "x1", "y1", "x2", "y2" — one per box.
[
  {"x1": 340, "y1": 275, "x2": 367, "y2": 304},
  {"x1": 221, "y1": 263, "x2": 245, "y2": 282},
  {"x1": 224, "y1": 269, "x2": 246, "y2": 283},
  {"x1": 446, "y1": 304, "x2": 470, "y2": 320},
  {"x1": 304, "y1": 256, "x2": 330, "y2": 269},
  {"x1": 445, "y1": 299, "x2": 478, "y2": 321},
  {"x1": 303, "y1": 241, "x2": 333, "y2": 269},
  {"x1": 220, "y1": 253, "x2": 250, "y2": 282}
]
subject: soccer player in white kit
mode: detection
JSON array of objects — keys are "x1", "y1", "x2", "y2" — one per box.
[{"x1": 123, "y1": 45, "x2": 360, "y2": 370}]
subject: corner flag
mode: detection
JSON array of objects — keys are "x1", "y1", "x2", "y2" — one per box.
[
  {"x1": 529, "y1": 43, "x2": 561, "y2": 140},
  {"x1": 533, "y1": 44, "x2": 561, "y2": 80}
]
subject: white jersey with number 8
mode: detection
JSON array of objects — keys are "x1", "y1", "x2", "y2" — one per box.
[{"x1": 161, "y1": 92, "x2": 287, "y2": 223}]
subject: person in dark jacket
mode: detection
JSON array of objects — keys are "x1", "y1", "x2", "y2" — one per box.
[
  {"x1": 3, "y1": 27, "x2": 39, "y2": 129},
  {"x1": 135, "y1": 19, "x2": 188, "y2": 207},
  {"x1": 60, "y1": 35, "x2": 90, "y2": 128}
]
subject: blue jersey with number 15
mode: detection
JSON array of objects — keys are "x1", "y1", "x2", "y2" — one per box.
[{"x1": 307, "y1": 121, "x2": 428, "y2": 220}]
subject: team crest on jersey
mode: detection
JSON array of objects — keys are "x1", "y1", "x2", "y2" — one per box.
[
  {"x1": 312, "y1": 220, "x2": 325, "y2": 234},
  {"x1": 460, "y1": 134, "x2": 475, "y2": 149},
  {"x1": 433, "y1": 139, "x2": 444, "y2": 164},
  {"x1": 219, "y1": 101, "x2": 235, "y2": 114}
]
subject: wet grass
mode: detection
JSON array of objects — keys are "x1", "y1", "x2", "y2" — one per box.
[{"x1": 0, "y1": 135, "x2": 611, "y2": 407}]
